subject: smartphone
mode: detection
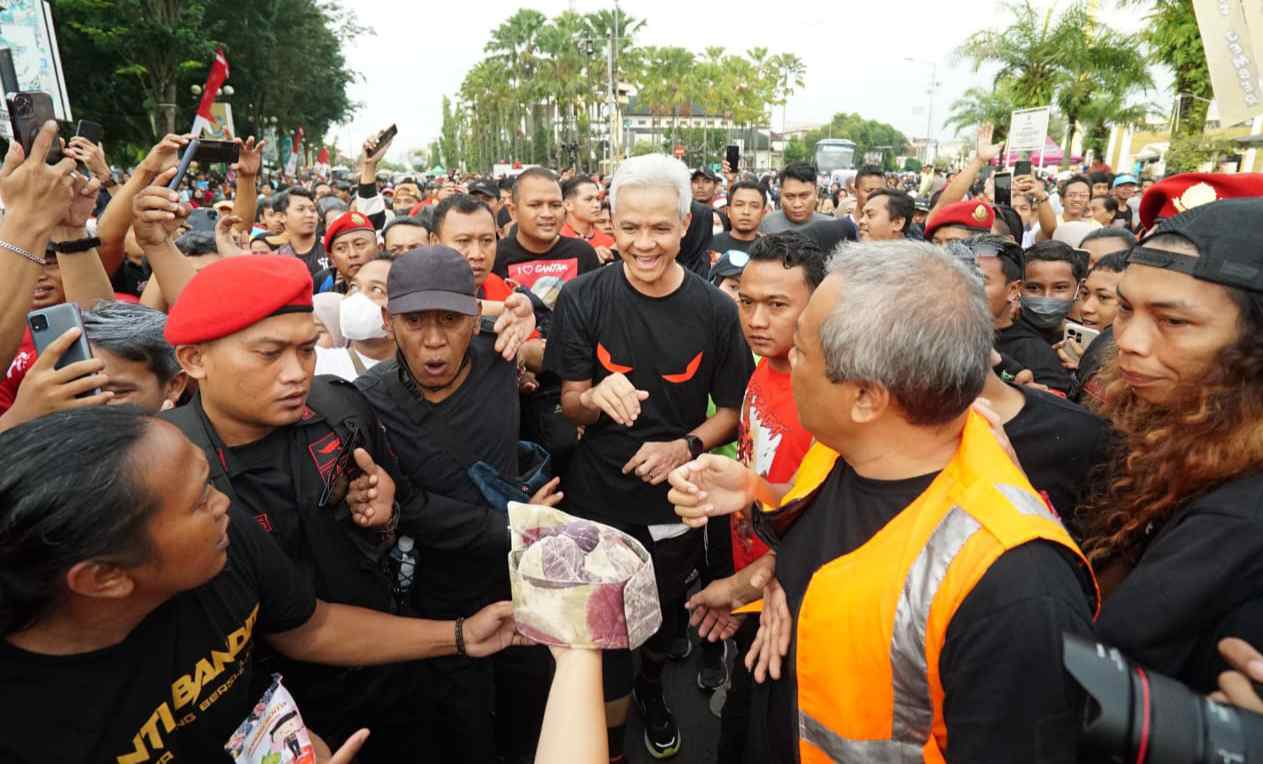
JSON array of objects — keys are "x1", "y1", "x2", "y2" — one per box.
[
  {"x1": 167, "y1": 138, "x2": 201, "y2": 189},
  {"x1": 1063, "y1": 321, "x2": 1101, "y2": 348},
  {"x1": 194, "y1": 139, "x2": 240, "y2": 165},
  {"x1": 1014, "y1": 159, "x2": 1032, "y2": 177},
  {"x1": 725, "y1": 144, "x2": 740, "y2": 172},
  {"x1": 368, "y1": 124, "x2": 397, "y2": 158},
  {"x1": 6, "y1": 91, "x2": 63, "y2": 164},
  {"x1": 28, "y1": 304, "x2": 100, "y2": 397},
  {"x1": 74, "y1": 120, "x2": 103, "y2": 144},
  {"x1": 993, "y1": 171, "x2": 1012, "y2": 207}
]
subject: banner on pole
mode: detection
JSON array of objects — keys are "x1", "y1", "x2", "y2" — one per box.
[{"x1": 1192, "y1": 0, "x2": 1263, "y2": 127}]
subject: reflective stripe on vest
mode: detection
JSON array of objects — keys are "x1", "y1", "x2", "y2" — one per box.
[{"x1": 794, "y1": 411, "x2": 1098, "y2": 764}]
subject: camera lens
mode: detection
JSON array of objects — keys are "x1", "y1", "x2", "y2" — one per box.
[
  {"x1": 14, "y1": 95, "x2": 31, "y2": 118},
  {"x1": 30, "y1": 315, "x2": 47, "y2": 332}
]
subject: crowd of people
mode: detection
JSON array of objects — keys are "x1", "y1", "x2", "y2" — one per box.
[{"x1": 1, "y1": 113, "x2": 1263, "y2": 764}]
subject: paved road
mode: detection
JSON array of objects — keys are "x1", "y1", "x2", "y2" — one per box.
[{"x1": 625, "y1": 634, "x2": 733, "y2": 764}]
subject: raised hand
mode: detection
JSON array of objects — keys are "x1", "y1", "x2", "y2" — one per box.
[
  {"x1": 232, "y1": 136, "x2": 265, "y2": 178},
  {"x1": 0, "y1": 121, "x2": 78, "y2": 235},
  {"x1": 493, "y1": 292, "x2": 537, "y2": 361},
  {"x1": 131, "y1": 168, "x2": 191, "y2": 247},
  {"x1": 976, "y1": 122, "x2": 1004, "y2": 164}
]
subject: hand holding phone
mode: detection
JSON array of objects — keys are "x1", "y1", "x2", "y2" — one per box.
[
  {"x1": 1014, "y1": 159, "x2": 1032, "y2": 177},
  {"x1": 3, "y1": 312, "x2": 112, "y2": 429},
  {"x1": 993, "y1": 171, "x2": 1012, "y2": 207},
  {"x1": 364, "y1": 124, "x2": 397, "y2": 162},
  {"x1": 725, "y1": 145, "x2": 740, "y2": 175},
  {"x1": 6, "y1": 92, "x2": 63, "y2": 165},
  {"x1": 1063, "y1": 320, "x2": 1101, "y2": 348}
]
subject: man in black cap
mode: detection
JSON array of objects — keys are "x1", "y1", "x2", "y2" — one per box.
[
  {"x1": 1081, "y1": 197, "x2": 1263, "y2": 702},
  {"x1": 468, "y1": 178, "x2": 502, "y2": 219},
  {"x1": 356, "y1": 245, "x2": 554, "y2": 763},
  {"x1": 711, "y1": 249, "x2": 747, "y2": 302},
  {"x1": 691, "y1": 166, "x2": 721, "y2": 207}
]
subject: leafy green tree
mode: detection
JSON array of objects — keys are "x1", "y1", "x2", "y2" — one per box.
[{"x1": 1127, "y1": 0, "x2": 1211, "y2": 137}]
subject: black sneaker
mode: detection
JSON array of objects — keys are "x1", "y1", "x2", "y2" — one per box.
[
  {"x1": 697, "y1": 638, "x2": 729, "y2": 691},
  {"x1": 667, "y1": 634, "x2": 693, "y2": 661},
  {"x1": 634, "y1": 680, "x2": 682, "y2": 759}
]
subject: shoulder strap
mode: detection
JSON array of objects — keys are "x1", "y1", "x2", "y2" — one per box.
[{"x1": 347, "y1": 347, "x2": 368, "y2": 377}]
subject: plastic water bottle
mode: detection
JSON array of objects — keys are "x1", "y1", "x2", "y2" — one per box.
[{"x1": 391, "y1": 535, "x2": 416, "y2": 597}]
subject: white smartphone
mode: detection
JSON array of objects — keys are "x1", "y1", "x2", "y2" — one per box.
[{"x1": 1064, "y1": 321, "x2": 1101, "y2": 348}]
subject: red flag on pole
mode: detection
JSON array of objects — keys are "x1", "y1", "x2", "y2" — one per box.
[
  {"x1": 317, "y1": 146, "x2": 330, "y2": 165},
  {"x1": 191, "y1": 49, "x2": 230, "y2": 136}
]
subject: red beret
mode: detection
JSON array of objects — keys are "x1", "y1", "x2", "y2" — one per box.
[
  {"x1": 1139, "y1": 173, "x2": 1263, "y2": 231},
  {"x1": 165, "y1": 255, "x2": 313, "y2": 346},
  {"x1": 924, "y1": 200, "x2": 994, "y2": 240},
  {"x1": 322, "y1": 210, "x2": 376, "y2": 252}
]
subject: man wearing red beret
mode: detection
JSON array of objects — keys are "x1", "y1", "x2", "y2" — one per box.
[
  {"x1": 130, "y1": 177, "x2": 513, "y2": 759},
  {"x1": 313, "y1": 210, "x2": 380, "y2": 294},
  {"x1": 924, "y1": 199, "x2": 995, "y2": 246}
]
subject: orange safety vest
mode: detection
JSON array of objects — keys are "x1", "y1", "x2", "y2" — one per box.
[{"x1": 791, "y1": 411, "x2": 1099, "y2": 763}]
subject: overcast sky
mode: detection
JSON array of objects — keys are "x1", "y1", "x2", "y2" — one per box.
[{"x1": 333, "y1": 0, "x2": 1150, "y2": 163}]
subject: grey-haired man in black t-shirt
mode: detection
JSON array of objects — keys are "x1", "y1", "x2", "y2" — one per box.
[{"x1": 545, "y1": 153, "x2": 756, "y2": 761}]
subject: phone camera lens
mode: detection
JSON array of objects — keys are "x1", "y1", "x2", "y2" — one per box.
[
  {"x1": 13, "y1": 95, "x2": 31, "y2": 118},
  {"x1": 30, "y1": 315, "x2": 47, "y2": 332}
]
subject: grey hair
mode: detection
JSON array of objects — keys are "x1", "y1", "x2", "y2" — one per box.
[
  {"x1": 820, "y1": 240, "x2": 992, "y2": 425},
  {"x1": 82, "y1": 301, "x2": 181, "y2": 384},
  {"x1": 609, "y1": 154, "x2": 692, "y2": 218}
]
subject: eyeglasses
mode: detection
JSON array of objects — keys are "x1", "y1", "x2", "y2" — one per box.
[{"x1": 318, "y1": 420, "x2": 366, "y2": 507}]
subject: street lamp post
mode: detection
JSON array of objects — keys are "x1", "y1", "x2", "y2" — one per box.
[{"x1": 905, "y1": 57, "x2": 940, "y2": 164}]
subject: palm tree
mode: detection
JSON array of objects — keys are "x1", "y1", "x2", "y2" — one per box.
[
  {"x1": 486, "y1": 9, "x2": 547, "y2": 161},
  {"x1": 770, "y1": 53, "x2": 806, "y2": 133},
  {"x1": 1124, "y1": 0, "x2": 1212, "y2": 137},
  {"x1": 946, "y1": 85, "x2": 1022, "y2": 141},
  {"x1": 1053, "y1": 20, "x2": 1152, "y2": 163},
  {"x1": 958, "y1": 0, "x2": 1086, "y2": 107},
  {"x1": 1077, "y1": 91, "x2": 1157, "y2": 159}
]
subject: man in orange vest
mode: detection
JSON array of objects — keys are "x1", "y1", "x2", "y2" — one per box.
[{"x1": 669, "y1": 239, "x2": 1099, "y2": 763}]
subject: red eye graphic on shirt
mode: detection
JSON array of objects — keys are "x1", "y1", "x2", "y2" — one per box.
[
  {"x1": 597, "y1": 343, "x2": 633, "y2": 374},
  {"x1": 597, "y1": 344, "x2": 703, "y2": 384},
  {"x1": 662, "y1": 352, "x2": 703, "y2": 383}
]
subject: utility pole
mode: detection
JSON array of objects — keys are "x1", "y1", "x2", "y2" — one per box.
[{"x1": 607, "y1": 1, "x2": 621, "y2": 165}]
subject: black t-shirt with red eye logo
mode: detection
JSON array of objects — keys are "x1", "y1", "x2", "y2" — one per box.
[{"x1": 545, "y1": 263, "x2": 755, "y2": 526}]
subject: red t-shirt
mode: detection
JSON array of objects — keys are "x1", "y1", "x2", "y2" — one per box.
[
  {"x1": 480, "y1": 273, "x2": 540, "y2": 339},
  {"x1": 560, "y1": 221, "x2": 616, "y2": 251},
  {"x1": 0, "y1": 328, "x2": 37, "y2": 415},
  {"x1": 731, "y1": 357, "x2": 814, "y2": 570}
]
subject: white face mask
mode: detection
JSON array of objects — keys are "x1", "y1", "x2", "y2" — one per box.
[{"x1": 339, "y1": 292, "x2": 387, "y2": 341}]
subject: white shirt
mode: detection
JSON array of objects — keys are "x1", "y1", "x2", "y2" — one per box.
[{"x1": 314, "y1": 345, "x2": 383, "y2": 381}]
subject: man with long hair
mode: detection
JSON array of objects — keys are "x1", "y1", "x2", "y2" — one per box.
[{"x1": 1081, "y1": 197, "x2": 1263, "y2": 694}]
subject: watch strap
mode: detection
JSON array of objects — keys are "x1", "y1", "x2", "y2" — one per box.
[{"x1": 52, "y1": 236, "x2": 102, "y2": 254}]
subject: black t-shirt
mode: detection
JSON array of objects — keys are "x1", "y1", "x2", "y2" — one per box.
[
  {"x1": 799, "y1": 217, "x2": 858, "y2": 253},
  {"x1": 0, "y1": 510, "x2": 316, "y2": 764},
  {"x1": 1095, "y1": 471, "x2": 1263, "y2": 693},
  {"x1": 995, "y1": 315, "x2": 1074, "y2": 393},
  {"x1": 283, "y1": 240, "x2": 329, "y2": 279},
  {"x1": 110, "y1": 258, "x2": 150, "y2": 297},
  {"x1": 761, "y1": 461, "x2": 1095, "y2": 764},
  {"x1": 1005, "y1": 385, "x2": 1111, "y2": 539},
  {"x1": 710, "y1": 231, "x2": 758, "y2": 256},
  {"x1": 493, "y1": 233, "x2": 602, "y2": 310},
  {"x1": 544, "y1": 264, "x2": 755, "y2": 526}
]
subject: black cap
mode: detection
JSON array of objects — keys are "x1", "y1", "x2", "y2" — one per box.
[
  {"x1": 692, "y1": 167, "x2": 719, "y2": 182},
  {"x1": 710, "y1": 249, "x2": 750, "y2": 281},
  {"x1": 469, "y1": 179, "x2": 498, "y2": 199},
  {"x1": 1132, "y1": 198, "x2": 1263, "y2": 293},
  {"x1": 386, "y1": 245, "x2": 479, "y2": 316}
]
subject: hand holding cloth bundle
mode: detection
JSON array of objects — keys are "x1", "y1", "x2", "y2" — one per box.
[{"x1": 508, "y1": 503, "x2": 661, "y2": 649}]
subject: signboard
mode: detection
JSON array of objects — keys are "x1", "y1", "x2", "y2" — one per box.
[
  {"x1": 672, "y1": 143, "x2": 685, "y2": 159},
  {"x1": 1192, "y1": 0, "x2": 1263, "y2": 127},
  {"x1": 863, "y1": 151, "x2": 883, "y2": 164},
  {"x1": 1006, "y1": 106, "x2": 1052, "y2": 155},
  {"x1": 0, "y1": 0, "x2": 72, "y2": 140}
]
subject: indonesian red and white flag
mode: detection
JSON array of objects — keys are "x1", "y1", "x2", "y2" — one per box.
[{"x1": 191, "y1": 49, "x2": 230, "y2": 137}]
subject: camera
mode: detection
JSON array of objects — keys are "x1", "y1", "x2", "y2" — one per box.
[
  {"x1": 11, "y1": 93, "x2": 31, "y2": 118},
  {"x1": 29, "y1": 314, "x2": 47, "y2": 332},
  {"x1": 1064, "y1": 633, "x2": 1263, "y2": 762}
]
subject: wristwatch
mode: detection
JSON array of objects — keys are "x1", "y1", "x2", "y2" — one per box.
[
  {"x1": 685, "y1": 434, "x2": 705, "y2": 460},
  {"x1": 50, "y1": 236, "x2": 101, "y2": 254}
]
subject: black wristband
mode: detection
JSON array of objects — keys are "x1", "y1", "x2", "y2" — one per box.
[
  {"x1": 52, "y1": 236, "x2": 102, "y2": 254},
  {"x1": 455, "y1": 616, "x2": 467, "y2": 656}
]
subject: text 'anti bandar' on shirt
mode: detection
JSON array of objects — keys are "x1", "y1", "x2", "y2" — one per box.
[
  {"x1": 545, "y1": 264, "x2": 755, "y2": 527},
  {"x1": 493, "y1": 234, "x2": 602, "y2": 310}
]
